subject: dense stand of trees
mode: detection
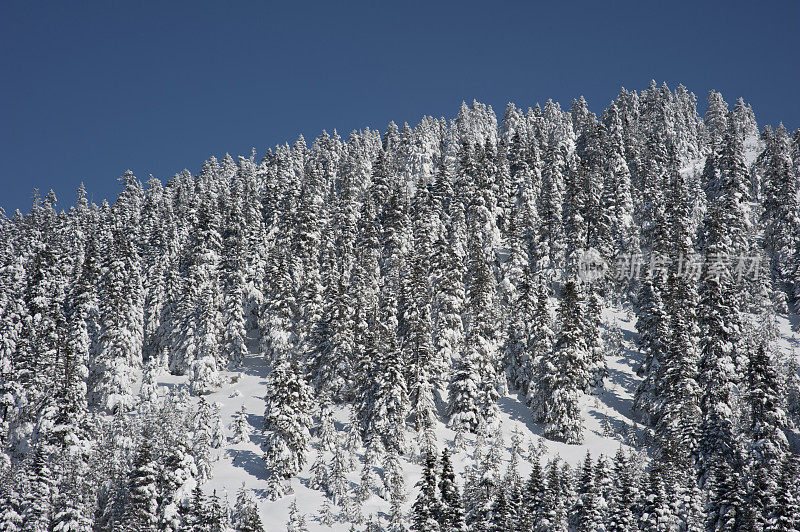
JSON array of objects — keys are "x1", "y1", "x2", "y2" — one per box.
[{"x1": 1, "y1": 81, "x2": 799, "y2": 530}]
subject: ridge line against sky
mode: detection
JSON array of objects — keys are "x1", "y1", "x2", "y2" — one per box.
[{"x1": 1, "y1": 0, "x2": 798, "y2": 214}]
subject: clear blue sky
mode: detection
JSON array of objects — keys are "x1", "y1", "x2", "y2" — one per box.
[{"x1": 1, "y1": 0, "x2": 798, "y2": 214}]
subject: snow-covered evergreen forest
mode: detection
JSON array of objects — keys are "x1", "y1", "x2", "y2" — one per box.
[{"x1": 1, "y1": 81, "x2": 799, "y2": 531}]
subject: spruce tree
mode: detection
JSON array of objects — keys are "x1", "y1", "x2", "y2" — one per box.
[
  {"x1": 448, "y1": 231, "x2": 499, "y2": 432},
  {"x1": 606, "y1": 448, "x2": 636, "y2": 532},
  {"x1": 185, "y1": 199, "x2": 224, "y2": 395},
  {"x1": 539, "y1": 280, "x2": 586, "y2": 444},
  {"x1": 232, "y1": 484, "x2": 264, "y2": 532},
  {"x1": 746, "y1": 339, "x2": 789, "y2": 527},
  {"x1": 573, "y1": 452, "x2": 603, "y2": 532},
  {"x1": 523, "y1": 455, "x2": 546, "y2": 531},
  {"x1": 411, "y1": 452, "x2": 440, "y2": 532},
  {"x1": 124, "y1": 429, "x2": 160, "y2": 531},
  {"x1": 404, "y1": 238, "x2": 438, "y2": 433},
  {"x1": 262, "y1": 359, "x2": 314, "y2": 481},
  {"x1": 437, "y1": 449, "x2": 464, "y2": 531},
  {"x1": 90, "y1": 226, "x2": 143, "y2": 413},
  {"x1": 761, "y1": 124, "x2": 800, "y2": 310},
  {"x1": 229, "y1": 405, "x2": 252, "y2": 445}
]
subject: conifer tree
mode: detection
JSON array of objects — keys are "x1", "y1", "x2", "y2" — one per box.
[
  {"x1": 50, "y1": 459, "x2": 92, "y2": 532},
  {"x1": 448, "y1": 231, "x2": 499, "y2": 432},
  {"x1": 638, "y1": 461, "x2": 676, "y2": 532},
  {"x1": 404, "y1": 236, "x2": 438, "y2": 433},
  {"x1": 90, "y1": 226, "x2": 143, "y2": 413},
  {"x1": 185, "y1": 199, "x2": 224, "y2": 395},
  {"x1": 51, "y1": 247, "x2": 95, "y2": 452},
  {"x1": 772, "y1": 453, "x2": 800, "y2": 532},
  {"x1": 704, "y1": 91, "x2": 729, "y2": 150},
  {"x1": 232, "y1": 484, "x2": 264, "y2": 532},
  {"x1": 745, "y1": 339, "x2": 788, "y2": 526},
  {"x1": 357, "y1": 284, "x2": 409, "y2": 453},
  {"x1": 437, "y1": 449, "x2": 464, "y2": 531},
  {"x1": 318, "y1": 497, "x2": 336, "y2": 528},
  {"x1": 181, "y1": 484, "x2": 209, "y2": 531},
  {"x1": 309, "y1": 251, "x2": 354, "y2": 403},
  {"x1": 573, "y1": 452, "x2": 603, "y2": 532},
  {"x1": 125, "y1": 429, "x2": 159, "y2": 531},
  {"x1": 326, "y1": 441, "x2": 349, "y2": 505},
  {"x1": 697, "y1": 162, "x2": 745, "y2": 487},
  {"x1": 229, "y1": 405, "x2": 252, "y2": 445},
  {"x1": 411, "y1": 452, "x2": 440, "y2": 532},
  {"x1": 431, "y1": 231, "x2": 465, "y2": 374},
  {"x1": 0, "y1": 467, "x2": 25, "y2": 532},
  {"x1": 761, "y1": 124, "x2": 800, "y2": 310},
  {"x1": 606, "y1": 448, "x2": 636, "y2": 532},
  {"x1": 539, "y1": 144, "x2": 567, "y2": 278},
  {"x1": 23, "y1": 443, "x2": 54, "y2": 531},
  {"x1": 633, "y1": 277, "x2": 670, "y2": 425},
  {"x1": 220, "y1": 182, "x2": 249, "y2": 369},
  {"x1": 262, "y1": 359, "x2": 314, "y2": 481},
  {"x1": 538, "y1": 280, "x2": 586, "y2": 444},
  {"x1": 541, "y1": 458, "x2": 569, "y2": 531},
  {"x1": 523, "y1": 455, "x2": 546, "y2": 531}
]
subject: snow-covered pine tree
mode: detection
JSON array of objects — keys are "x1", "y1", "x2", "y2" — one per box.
[
  {"x1": 538, "y1": 279, "x2": 587, "y2": 444},
  {"x1": 22, "y1": 443, "x2": 54, "y2": 531},
  {"x1": 404, "y1": 232, "x2": 438, "y2": 433},
  {"x1": 50, "y1": 458, "x2": 92, "y2": 532},
  {"x1": 228, "y1": 404, "x2": 251, "y2": 445},
  {"x1": 573, "y1": 452, "x2": 603, "y2": 532},
  {"x1": 638, "y1": 460, "x2": 676, "y2": 532},
  {"x1": 448, "y1": 229, "x2": 499, "y2": 432},
  {"x1": 0, "y1": 466, "x2": 25, "y2": 531},
  {"x1": 181, "y1": 483, "x2": 210, "y2": 532},
  {"x1": 772, "y1": 453, "x2": 800, "y2": 532},
  {"x1": 309, "y1": 247, "x2": 354, "y2": 403},
  {"x1": 704, "y1": 90, "x2": 729, "y2": 151},
  {"x1": 761, "y1": 124, "x2": 800, "y2": 310},
  {"x1": 232, "y1": 484, "x2": 264, "y2": 532},
  {"x1": 261, "y1": 358, "x2": 313, "y2": 482},
  {"x1": 502, "y1": 200, "x2": 537, "y2": 395},
  {"x1": 50, "y1": 245, "x2": 96, "y2": 453},
  {"x1": 411, "y1": 452, "x2": 440, "y2": 532},
  {"x1": 357, "y1": 279, "x2": 409, "y2": 453},
  {"x1": 697, "y1": 146, "x2": 747, "y2": 489},
  {"x1": 258, "y1": 246, "x2": 296, "y2": 369},
  {"x1": 326, "y1": 441, "x2": 349, "y2": 505},
  {"x1": 657, "y1": 167, "x2": 702, "y2": 462},
  {"x1": 318, "y1": 497, "x2": 336, "y2": 528},
  {"x1": 632, "y1": 274, "x2": 670, "y2": 425},
  {"x1": 541, "y1": 457, "x2": 569, "y2": 531},
  {"x1": 431, "y1": 229, "x2": 465, "y2": 376},
  {"x1": 606, "y1": 447, "x2": 637, "y2": 532},
  {"x1": 124, "y1": 427, "x2": 159, "y2": 530},
  {"x1": 184, "y1": 198, "x2": 224, "y2": 395},
  {"x1": 522, "y1": 455, "x2": 546, "y2": 531},
  {"x1": 745, "y1": 339, "x2": 789, "y2": 527},
  {"x1": 538, "y1": 143, "x2": 567, "y2": 279},
  {"x1": 527, "y1": 276, "x2": 555, "y2": 414},
  {"x1": 89, "y1": 224, "x2": 144, "y2": 413},
  {"x1": 220, "y1": 180, "x2": 249, "y2": 369},
  {"x1": 437, "y1": 449, "x2": 464, "y2": 531}
]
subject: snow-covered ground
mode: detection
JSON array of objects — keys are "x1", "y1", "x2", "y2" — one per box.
[{"x1": 151, "y1": 304, "x2": 799, "y2": 531}]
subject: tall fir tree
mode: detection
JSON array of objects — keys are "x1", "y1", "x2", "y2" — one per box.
[
  {"x1": 261, "y1": 359, "x2": 314, "y2": 483},
  {"x1": 537, "y1": 280, "x2": 587, "y2": 444}
]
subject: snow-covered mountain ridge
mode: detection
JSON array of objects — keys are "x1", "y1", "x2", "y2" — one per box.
[{"x1": 2, "y1": 81, "x2": 800, "y2": 531}]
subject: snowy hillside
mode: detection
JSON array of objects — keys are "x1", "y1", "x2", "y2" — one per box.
[
  {"x1": 2, "y1": 82, "x2": 800, "y2": 531},
  {"x1": 153, "y1": 305, "x2": 798, "y2": 531}
]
